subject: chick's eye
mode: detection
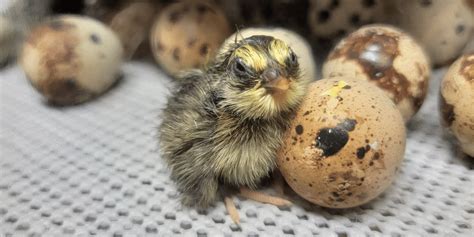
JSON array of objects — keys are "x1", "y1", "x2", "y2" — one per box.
[
  {"x1": 289, "y1": 51, "x2": 297, "y2": 64},
  {"x1": 233, "y1": 58, "x2": 251, "y2": 76}
]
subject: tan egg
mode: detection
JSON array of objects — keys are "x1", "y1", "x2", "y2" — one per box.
[
  {"x1": 108, "y1": 1, "x2": 158, "y2": 59},
  {"x1": 150, "y1": 0, "x2": 231, "y2": 76},
  {"x1": 220, "y1": 27, "x2": 317, "y2": 82},
  {"x1": 20, "y1": 15, "x2": 123, "y2": 105},
  {"x1": 308, "y1": 0, "x2": 385, "y2": 39},
  {"x1": 277, "y1": 77, "x2": 406, "y2": 208},
  {"x1": 439, "y1": 53, "x2": 474, "y2": 156},
  {"x1": 323, "y1": 25, "x2": 431, "y2": 122},
  {"x1": 385, "y1": 0, "x2": 473, "y2": 66}
]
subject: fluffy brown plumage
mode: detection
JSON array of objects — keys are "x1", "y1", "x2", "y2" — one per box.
[{"x1": 159, "y1": 35, "x2": 309, "y2": 208}]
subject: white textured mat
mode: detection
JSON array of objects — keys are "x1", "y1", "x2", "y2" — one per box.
[{"x1": 0, "y1": 62, "x2": 473, "y2": 236}]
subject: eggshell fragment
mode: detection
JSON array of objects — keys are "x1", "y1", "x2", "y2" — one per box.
[
  {"x1": 277, "y1": 77, "x2": 406, "y2": 208},
  {"x1": 220, "y1": 27, "x2": 317, "y2": 82},
  {"x1": 150, "y1": 0, "x2": 231, "y2": 76},
  {"x1": 439, "y1": 53, "x2": 474, "y2": 156},
  {"x1": 323, "y1": 25, "x2": 431, "y2": 121},
  {"x1": 20, "y1": 15, "x2": 123, "y2": 105}
]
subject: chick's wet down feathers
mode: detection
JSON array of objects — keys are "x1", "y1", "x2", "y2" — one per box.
[{"x1": 159, "y1": 35, "x2": 310, "y2": 208}]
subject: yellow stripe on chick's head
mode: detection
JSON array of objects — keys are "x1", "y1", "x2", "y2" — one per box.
[
  {"x1": 233, "y1": 44, "x2": 267, "y2": 72},
  {"x1": 268, "y1": 39, "x2": 290, "y2": 66}
]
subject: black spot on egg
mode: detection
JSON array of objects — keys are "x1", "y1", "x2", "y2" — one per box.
[
  {"x1": 350, "y1": 14, "x2": 361, "y2": 26},
  {"x1": 315, "y1": 127, "x2": 349, "y2": 156},
  {"x1": 314, "y1": 119, "x2": 357, "y2": 157},
  {"x1": 90, "y1": 34, "x2": 100, "y2": 44},
  {"x1": 362, "y1": 0, "x2": 376, "y2": 8},
  {"x1": 456, "y1": 25, "x2": 465, "y2": 34},
  {"x1": 318, "y1": 10, "x2": 331, "y2": 23},
  {"x1": 295, "y1": 125, "x2": 304, "y2": 135},
  {"x1": 356, "y1": 147, "x2": 366, "y2": 159},
  {"x1": 420, "y1": 0, "x2": 432, "y2": 7},
  {"x1": 330, "y1": 0, "x2": 340, "y2": 9},
  {"x1": 199, "y1": 44, "x2": 209, "y2": 56},
  {"x1": 172, "y1": 48, "x2": 180, "y2": 61},
  {"x1": 168, "y1": 10, "x2": 181, "y2": 23}
]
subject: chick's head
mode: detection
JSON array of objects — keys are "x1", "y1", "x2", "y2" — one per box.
[{"x1": 214, "y1": 35, "x2": 309, "y2": 119}]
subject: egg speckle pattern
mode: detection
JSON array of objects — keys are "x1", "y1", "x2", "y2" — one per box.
[
  {"x1": 439, "y1": 53, "x2": 474, "y2": 156},
  {"x1": 150, "y1": 1, "x2": 231, "y2": 76},
  {"x1": 278, "y1": 77, "x2": 406, "y2": 208},
  {"x1": 323, "y1": 25, "x2": 431, "y2": 121},
  {"x1": 20, "y1": 15, "x2": 123, "y2": 105},
  {"x1": 308, "y1": 0, "x2": 384, "y2": 39},
  {"x1": 385, "y1": 0, "x2": 473, "y2": 66}
]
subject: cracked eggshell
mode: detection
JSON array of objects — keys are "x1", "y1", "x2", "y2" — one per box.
[
  {"x1": 150, "y1": 0, "x2": 231, "y2": 76},
  {"x1": 439, "y1": 53, "x2": 474, "y2": 156},
  {"x1": 220, "y1": 27, "x2": 317, "y2": 82},
  {"x1": 277, "y1": 77, "x2": 406, "y2": 208},
  {"x1": 385, "y1": 0, "x2": 473, "y2": 66},
  {"x1": 323, "y1": 25, "x2": 431, "y2": 122},
  {"x1": 308, "y1": 0, "x2": 385, "y2": 39},
  {"x1": 20, "y1": 15, "x2": 123, "y2": 105}
]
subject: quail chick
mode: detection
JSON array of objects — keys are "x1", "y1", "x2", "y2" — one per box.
[{"x1": 159, "y1": 35, "x2": 310, "y2": 221}]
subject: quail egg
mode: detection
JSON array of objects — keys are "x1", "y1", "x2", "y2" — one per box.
[
  {"x1": 308, "y1": 0, "x2": 385, "y2": 39},
  {"x1": 384, "y1": 0, "x2": 473, "y2": 66},
  {"x1": 439, "y1": 53, "x2": 474, "y2": 156},
  {"x1": 323, "y1": 25, "x2": 431, "y2": 121},
  {"x1": 150, "y1": 0, "x2": 231, "y2": 76},
  {"x1": 277, "y1": 77, "x2": 406, "y2": 208},
  {"x1": 20, "y1": 15, "x2": 123, "y2": 105}
]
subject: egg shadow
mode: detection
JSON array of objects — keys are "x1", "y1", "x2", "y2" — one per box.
[{"x1": 44, "y1": 72, "x2": 125, "y2": 108}]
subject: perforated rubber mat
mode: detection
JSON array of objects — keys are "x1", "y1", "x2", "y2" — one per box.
[{"x1": 1, "y1": 62, "x2": 473, "y2": 236}]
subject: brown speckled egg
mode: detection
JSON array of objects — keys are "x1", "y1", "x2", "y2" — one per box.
[
  {"x1": 439, "y1": 53, "x2": 474, "y2": 157},
  {"x1": 150, "y1": 0, "x2": 231, "y2": 76},
  {"x1": 20, "y1": 15, "x2": 123, "y2": 105},
  {"x1": 308, "y1": 0, "x2": 385, "y2": 39},
  {"x1": 277, "y1": 77, "x2": 406, "y2": 208},
  {"x1": 323, "y1": 25, "x2": 431, "y2": 122},
  {"x1": 220, "y1": 27, "x2": 317, "y2": 82},
  {"x1": 385, "y1": 0, "x2": 473, "y2": 66}
]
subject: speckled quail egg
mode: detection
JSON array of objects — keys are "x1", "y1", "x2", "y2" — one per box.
[
  {"x1": 150, "y1": 0, "x2": 231, "y2": 76},
  {"x1": 384, "y1": 0, "x2": 473, "y2": 66},
  {"x1": 308, "y1": 0, "x2": 385, "y2": 39},
  {"x1": 439, "y1": 53, "x2": 474, "y2": 157},
  {"x1": 277, "y1": 77, "x2": 406, "y2": 208},
  {"x1": 323, "y1": 25, "x2": 431, "y2": 122},
  {"x1": 220, "y1": 27, "x2": 317, "y2": 82},
  {"x1": 20, "y1": 15, "x2": 123, "y2": 105},
  {"x1": 108, "y1": 1, "x2": 158, "y2": 59}
]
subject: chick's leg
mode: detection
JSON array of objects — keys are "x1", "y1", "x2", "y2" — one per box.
[
  {"x1": 224, "y1": 196, "x2": 240, "y2": 224},
  {"x1": 239, "y1": 187, "x2": 292, "y2": 206}
]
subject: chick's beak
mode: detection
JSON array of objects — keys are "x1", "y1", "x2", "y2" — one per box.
[{"x1": 262, "y1": 68, "x2": 290, "y2": 92}]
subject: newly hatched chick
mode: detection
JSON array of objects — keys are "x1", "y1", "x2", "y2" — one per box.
[{"x1": 159, "y1": 35, "x2": 309, "y2": 221}]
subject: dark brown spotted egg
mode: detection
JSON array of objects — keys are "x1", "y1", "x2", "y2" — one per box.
[
  {"x1": 308, "y1": 0, "x2": 385, "y2": 39},
  {"x1": 323, "y1": 25, "x2": 431, "y2": 122},
  {"x1": 150, "y1": 0, "x2": 231, "y2": 76},
  {"x1": 20, "y1": 15, "x2": 123, "y2": 105},
  {"x1": 277, "y1": 77, "x2": 406, "y2": 208},
  {"x1": 439, "y1": 53, "x2": 474, "y2": 157},
  {"x1": 384, "y1": 0, "x2": 473, "y2": 66}
]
